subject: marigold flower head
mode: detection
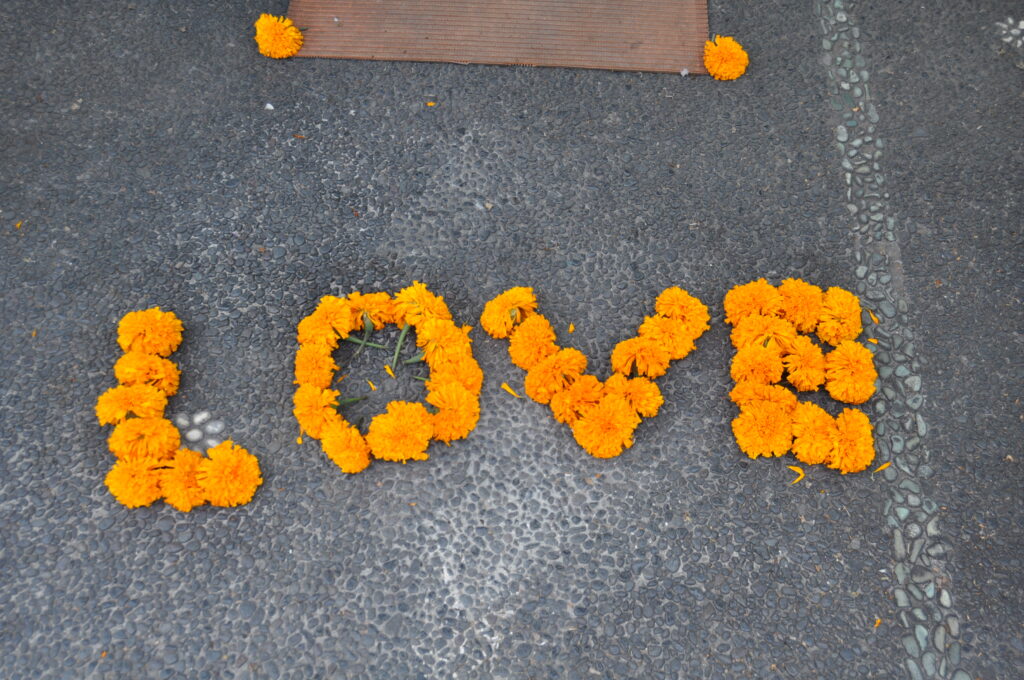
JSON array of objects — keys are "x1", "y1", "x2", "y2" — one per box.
[
  {"x1": 731, "y1": 345, "x2": 784, "y2": 385},
  {"x1": 825, "y1": 340, "x2": 877, "y2": 404},
  {"x1": 791, "y1": 402, "x2": 838, "y2": 466},
  {"x1": 603, "y1": 373, "x2": 664, "y2": 418},
  {"x1": 638, "y1": 315, "x2": 697, "y2": 360},
  {"x1": 315, "y1": 295, "x2": 356, "y2": 337},
  {"x1": 117, "y1": 307, "x2": 184, "y2": 356},
  {"x1": 778, "y1": 278, "x2": 823, "y2": 333},
  {"x1": 254, "y1": 13, "x2": 304, "y2": 59},
  {"x1": 108, "y1": 417, "x2": 180, "y2": 462},
  {"x1": 724, "y1": 279, "x2": 782, "y2": 326},
  {"x1": 571, "y1": 394, "x2": 642, "y2": 459},
  {"x1": 728, "y1": 381, "x2": 797, "y2": 412},
  {"x1": 549, "y1": 374, "x2": 604, "y2": 426},
  {"x1": 480, "y1": 287, "x2": 537, "y2": 338},
  {"x1": 783, "y1": 335, "x2": 827, "y2": 392},
  {"x1": 347, "y1": 292, "x2": 397, "y2": 331},
  {"x1": 296, "y1": 311, "x2": 339, "y2": 349},
  {"x1": 393, "y1": 281, "x2": 452, "y2": 326},
  {"x1": 830, "y1": 408, "x2": 875, "y2": 474},
  {"x1": 366, "y1": 401, "x2": 434, "y2": 462},
  {"x1": 524, "y1": 348, "x2": 588, "y2": 404},
  {"x1": 427, "y1": 382, "x2": 480, "y2": 442},
  {"x1": 113, "y1": 352, "x2": 181, "y2": 396},
  {"x1": 704, "y1": 35, "x2": 749, "y2": 81},
  {"x1": 730, "y1": 313, "x2": 797, "y2": 354},
  {"x1": 731, "y1": 401, "x2": 793, "y2": 459},
  {"x1": 292, "y1": 384, "x2": 342, "y2": 439},
  {"x1": 508, "y1": 314, "x2": 558, "y2": 370},
  {"x1": 416, "y1": 318, "x2": 472, "y2": 366},
  {"x1": 105, "y1": 456, "x2": 163, "y2": 508},
  {"x1": 654, "y1": 287, "x2": 710, "y2": 338},
  {"x1": 817, "y1": 287, "x2": 863, "y2": 346},
  {"x1": 294, "y1": 344, "x2": 339, "y2": 389},
  {"x1": 96, "y1": 384, "x2": 168, "y2": 426},
  {"x1": 197, "y1": 441, "x2": 263, "y2": 507},
  {"x1": 611, "y1": 336, "x2": 671, "y2": 379},
  {"x1": 321, "y1": 421, "x2": 372, "y2": 474},
  {"x1": 426, "y1": 355, "x2": 484, "y2": 395},
  {"x1": 160, "y1": 448, "x2": 206, "y2": 512}
]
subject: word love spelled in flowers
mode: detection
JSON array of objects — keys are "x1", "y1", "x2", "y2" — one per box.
[{"x1": 95, "y1": 309, "x2": 263, "y2": 511}]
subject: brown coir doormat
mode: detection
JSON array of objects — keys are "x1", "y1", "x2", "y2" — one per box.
[{"x1": 286, "y1": 0, "x2": 708, "y2": 74}]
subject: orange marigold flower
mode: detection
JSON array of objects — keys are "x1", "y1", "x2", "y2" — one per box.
[
  {"x1": 427, "y1": 382, "x2": 480, "y2": 442},
  {"x1": 731, "y1": 345, "x2": 784, "y2": 385},
  {"x1": 347, "y1": 292, "x2": 397, "y2": 331},
  {"x1": 105, "y1": 456, "x2": 163, "y2": 508},
  {"x1": 366, "y1": 401, "x2": 434, "y2": 462},
  {"x1": 638, "y1": 315, "x2": 697, "y2": 360},
  {"x1": 117, "y1": 307, "x2": 184, "y2": 356},
  {"x1": 778, "y1": 278, "x2": 824, "y2": 333},
  {"x1": 825, "y1": 340, "x2": 877, "y2": 404},
  {"x1": 160, "y1": 448, "x2": 206, "y2": 512},
  {"x1": 728, "y1": 381, "x2": 797, "y2": 412},
  {"x1": 113, "y1": 351, "x2": 181, "y2": 396},
  {"x1": 783, "y1": 335, "x2": 826, "y2": 392},
  {"x1": 603, "y1": 373, "x2": 664, "y2": 417},
  {"x1": 321, "y1": 421, "x2": 372, "y2": 474},
  {"x1": 315, "y1": 295, "x2": 356, "y2": 337},
  {"x1": 197, "y1": 441, "x2": 263, "y2": 507},
  {"x1": 524, "y1": 348, "x2": 588, "y2": 404},
  {"x1": 296, "y1": 311, "x2": 339, "y2": 349},
  {"x1": 549, "y1": 374, "x2": 605, "y2": 425},
  {"x1": 791, "y1": 402, "x2": 838, "y2": 466},
  {"x1": 703, "y1": 35, "x2": 749, "y2": 81},
  {"x1": 724, "y1": 279, "x2": 782, "y2": 325},
  {"x1": 393, "y1": 281, "x2": 452, "y2": 326},
  {"x1": 254, "y1": 13, "x2": 304, "y2": 59},
  {"x1": 108, "y1": 417, "x2": 180, "y2": 461},
  {"x1": 292, "y1": 384, "x2": 342, "y2": 439},
  {"x1": 508, "y1": 314, "x2": 558, "y2": 370},
  {"x1": 731, "y1": 401, "x2": 793, "y2": 459},
  {"x1": 817, "y1": 287, "x2": 863, "y2": 346},
  {"x1": 571, "y1": 394, "x2": 642, "y2": 459},
  {"x1": 611, "y1": 336, "x2": 671, "y2": 379},
  {"x1": 730, "y1": 313, "x2": 797, "y2": 354},
  {"x1": 417, "y1": 318, "x2": 472, "y2": 366},
  {"x1": 96, "y1": 384, "x2": 167, "y2": 425},
  {"x1": 830, "y1": 408, "x2": 875, "y2": 474},
  {"x1": 294, "y1": 344, "x2": 338, "y2": 389},
  {"x1": 426, "y1": 355, "x2": 484, "y2": 395},
  {"x1": 654, "y1": 287, "x2": 711, "y2": 338},
  {"x1": 480, "y1": 287, "x2": 537, "y2": 338}
]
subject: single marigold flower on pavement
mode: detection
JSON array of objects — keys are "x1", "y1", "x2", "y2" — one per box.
[
  {"x1": 426, "y1": 355, "x2": 484, "y2": 395},
  {"x1": 294, "y1": 344, "x2": 339, "y2": 389},
  {"x1": 292, "y1": 384, "x2": 342, "y2": 439},
  {"x1": 730, "y1": 314, "x2": 797, "y2": 354},
  {"x1": 549, "y1": 374, "x2": 604, "y2": 425},
  {"x1": 778, "y1": 279, "x2": 823, "y2": 333},
  {"x1": 197, "y1": 441, "x2": 263, "y2": 507},
  {"x1": 825, "y1": 340, "x2": 877, "y2": 404},
  {"x1": 508, "y1": 315, "x2": 558, "y2": 370},
  {"x1": 638, "y1": 315, "x2": 697, "y2": 360},
  {"x1": 347, "y1": 292, "x2": 397, "y2": 331},
  {"x1": 416, "y1": 318, "x2": 472, "y2": 366},
  {"x1": 160, "y1": 448, "x2": 206, "y2": 512},
  {"x1": 393, "y1": 281, "x2": 452, "y2": 326},
  {"x1": 655, "y1": 287, "x2": 710, "y2": 338},
  {"x1": 783, "y1": 335, "x2": 826, "y2": 392},
  {"x1": 731, "y1": 401, "x2": 793, "y2": 459},
  {"x1": 571, "y1": 394, "x2": 642, "y2": 459},
  {"x1": 427, "y1": 383, "x2": 480, "y2": 442},
  {"x1": 254, "y1": 13, "x2": 304, "y2": 59},
  {"x1": 366, "y1": 401, "x2": 434, "y2": 462},
  {"x1": 611, "y1": 336, "x2": 671, "y2": 379},
  {"x1": 704, "y1": 35, "x2": 749, "y2": 81},
  {"x1": 113, "y1": 351, "x2": 181, "y2": 396},
  {"x1": 117, "y1": 307, "x2": 184, "y2": 357},
  {"x1": 108, "y1": 417, "x2": 180, "y2": 461},
  {"x1": 105, "y1": 456, "x2": 163, "y2": 509},
  {"x1": 480, "y1": 287, "x2": 537, "y2": 338},
  {"x1": 830, "y1": 408, "x2": 875, "y2": 474},
  {"x1": 724, "y1": 279, "x2": 781, "y2": 325},
  {"x1": 96, "y1": 384, "x2": 168, "y2": 425},
  {"x1": 524, "y1": 348, "x2": 588, "y2": 404},
  {"x1": 315, "y1": 295, "x2": 356, "y2": 337},
  {"x1": 603, "y1": 373, "x2": 664, "y2": 418},
  {"x1": 297, "y1": 311, "x2": 340, "y2": 349},
  {"x1": 817, "y1": 287, "x2": 863, "y2": 346},
  {"x1": 728, "y1": 381, "x2": 797, "y2": 412},
  {"x1": 731, "y1": 345, "x2": 784, "y2": 385},
  {"x1": 791, "y1": 402, "x2": 838, "y2": 466},
  {"x1": 321, "y1": 421, "x2": 372, "y2": 474}
]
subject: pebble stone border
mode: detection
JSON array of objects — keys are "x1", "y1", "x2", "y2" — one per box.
[
  {"x1": 171, "y1": 410, "x2": 226, "y2": 452},
  {"x1": 816, "y1": 2, "x2": 968, "y2": 679}
]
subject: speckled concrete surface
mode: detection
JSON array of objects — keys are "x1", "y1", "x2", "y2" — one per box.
[{"x1": 0, "y1": 1, "x2": 1020, "y2": 679}]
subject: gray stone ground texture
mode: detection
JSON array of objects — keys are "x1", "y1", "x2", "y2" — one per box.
[{"x1": 0, "y1": 1, "x2": 1021, "y2": 679}]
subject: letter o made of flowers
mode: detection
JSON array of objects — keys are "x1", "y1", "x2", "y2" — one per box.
[{"x1": 292, "y1": 282, "x2": 483, "y2": 474}]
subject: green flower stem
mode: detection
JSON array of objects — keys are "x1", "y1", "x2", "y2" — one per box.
[
  {"x1": 391, "y1": 323, "x2": 410, "y2": 372},
  {"x1": 344, "y1": 337, "x2": 388, "y2": 350},
  {"x1": 338, "y1": 396, "x2": 368, "y2": 406},
  {"x1": 403, "y1": 351, "x2": 426, "y2": 364}
]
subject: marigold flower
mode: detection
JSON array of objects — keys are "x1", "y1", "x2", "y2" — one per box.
[
  {"x1": 791, "y1": 402, "x2": 838, "y2": 466},
  {"x1": 611, "y1": 336, "x2": 671, "y2": 379},
  {"x1": 366, "y1": 401, "x2": 434, "y2": 462},
  {"x1": 724, "y1": 279, "x2": 782, "y2": 325},
  {"x1": 817, "y1": 287, "x2": 863, "y2": 346},
  {"x1": 731, "y1": 401, "x2": 793, "y2": 459},
  {"x1": 292, "y1": 384, "x2": 342, "y2": 439},
  {"x1": 105, "y1": 456, "x2": 163, "y2": 508},
  {"x1": 426, "y1": 355, "x2": 484, "y2": 395},
  {"x1": 778, "y1": 278, "x2": 823, "y2": 333},
  {"x1": 160, "y1": 448, "x2": 206, "y2": 512},
  {"x1": 480, "y1": 287, "x2": 537, "y2": 338},
  {"x1": 830, "y1": 408, "x2": 875, "y2": 474},
  {"x1": 524, "y1": 348, "x2": 588, "y2": 404},
  {"x1": 197, "y1": 441, "x2": 263, "y2": 507},
  {"x1": 347, "y1": 292, "x2": 397, "y2": 331},
  {"x1": 703, "y1": 35, "x2": 749, "y2": 81},
  {"x1": 783, "y1": 335, "x2": 826, "y2": 392},
  {"x1": 393, "y1": 281, "x2": 452, "y2": 326},
  {"x1": 508, "y1": 315, "x2": 558, "y2": 370},
  {"x1": 728, "y1": 381, "x2": 797, "y2": 412},
  {"x1": 294, "y1": 344, "x2": 339, "y2": 389},
  {"x1": 571, "y1": 394, "x2": 641, "y2": 459},
  {"x1": 315, "y1": 295, "x2": 356, "y2": 337},
  {"x1": 638, "y1": 315, "x2": 697, "y2": 360},
  {"x1": 416, "y1": 318, "x2": 472, "y2": 366},
  {"x1": 296, "y1": 311, "x2": 339, "y2": 349},
  {"x1": 654, "y1": 287, "x2": 710, "y2": 338},
  {"x1": 96, "y1": 384, "x2": 167, "y2": 425},
  {"x1": 108, "y1": 417, "x2": 180, "y2": 461},
  {"x1": 321, "y1": 421, "x2": 372, "y2": 474},
  {"x1": 113, "y1": 351, "x2": 181, "y2": 396},
  {"x1": 427, "y1": 383, "x2": 480, "y2": 442},
  {"x1": 549, "y1": 374, "x2": 604, "y2": 425},
  {"x1": 731, "y1": 345, "x2": 784, "y2": 385},
  {"x1": 117, "y1": 307, "x2": 184, "y2": 356},
  {"x1": 603, "y1": 373, "x2": 664, "y2": 417},
  {"x1": 254, "y1": 13, "x2": 304, "y2": 59},
  {"x1": 825, "y1": 340, "x2": 877, "y2": 404},
  {"x1": 730, "y1": 313, "x2": 797, "y2": 354}
]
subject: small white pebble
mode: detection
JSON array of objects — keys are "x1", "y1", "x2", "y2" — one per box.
[
  {"x1": 205, "y1": 438, "x2": 223, "y2": 449},
  {"x1": 185, "y1": 429, "x2": 203, "y2": 443},
  {"x1": 193, "y1": 411, "x2": 211, "y2": 425},
  {"x1": 204, "y1": 420, "x2": 225, "y2": 435},
  {"x1": 680, "y1": 69, "x2": 689, "y2": 77},
  {"x1": 173, "y1": 413, "x2": 190, "y2": 428},
  {"x1": 265, "y1": 103, "x2": 275, "y2": 111}
]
